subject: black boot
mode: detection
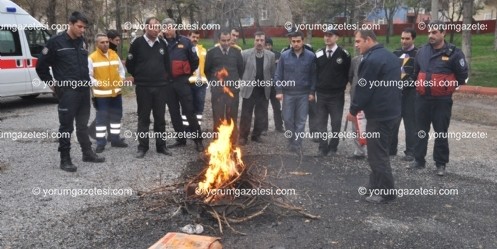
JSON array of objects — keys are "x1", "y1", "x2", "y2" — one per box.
[
  {"x1": 194, "y1": 140, "x2": 204, "y2": 152},
  {"x1": 60, "y1": 150, "x2": 77, "y2": 172},
  {"x1": 82, "y1": 148, "x2": 105, "y2": 163}
]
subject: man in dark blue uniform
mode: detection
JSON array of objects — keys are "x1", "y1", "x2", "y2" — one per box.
[
  {"x1": 315, "y1": 28, "x2": 351, "y2": 156},
  {"x1": 36, "y1": 11, "x2": 105, "y2": 172},
  {"x1": 410, "y1": 21, "x2": 468, "y2": 176}
]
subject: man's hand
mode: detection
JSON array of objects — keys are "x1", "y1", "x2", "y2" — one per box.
[
  {"x1": 346, "y1": 112, "x2": 356, "y2": 121},
  {"x1": 308, "y1": 94, "x2": 315, "y2": 102},
  {"x1": 276, "y1": 93, "x2": 283, "y2": 101},
  {"x1": 125, "y1": 76, "x2": 134, "y2": 85}
]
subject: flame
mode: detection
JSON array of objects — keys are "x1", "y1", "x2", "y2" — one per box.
[
  {"x1": 197, "y1": 119, "x2": 244, "y2": 196},
  {"x1": 215, "y1": 67, "x2": 234, "y2": 98}
]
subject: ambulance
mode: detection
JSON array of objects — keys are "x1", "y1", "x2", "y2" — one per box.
[{"x1": 0, "y1": 0, "x2": 53, "y2": 99}]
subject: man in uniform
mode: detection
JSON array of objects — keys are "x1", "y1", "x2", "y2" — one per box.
[
  {"x1": 186, "y1": 30, "x2": 208, "y2": 130},
  {"x1": 126, "y1": 17, "x2": 172, "y2": 158},
  {"x1": 161, "y1": 18, "x2": 203, "y2": 152},
  {"x1": 315, "y1": 28, "x2": 351, "y2": 156},
  {"x1": 410, "y1": 21, "x2": 468, "y2": 176},
  {"x1": 88, "y1": 34, "x2": 128, "y2": 153},
  {"x1": 36, "y1": 11, "x2": 105, "y2": 172}
]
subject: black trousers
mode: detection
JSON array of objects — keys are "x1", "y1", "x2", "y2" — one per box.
[
  {"x1": 166, "y1": 79, "x2": 202, "y2": 142},
  {"x1": 390, "y1": 87, "x2": 417, "y2": 156},
  {"x1": 211, "y1": 89, "x2": 239, "y2": 144},
  {"x1": 414, "y1": 95, "x2": 453, "y2": 165},
  {"x1": 316, "y1": 91, "x2": 344, "y2": 153},
  {"x1": 308, "y1": 98, "x2": 318, "y2": 133},
  {"x1": 57, "y1": 87, "x2": 92, "y2": 152},
  {"x1": 366, "y1": 117, "x2": 399, "y2": 200},
  {"x1": 239, "y1": 87, "x2": 268, "y2": 140},
  {"x1": 263, "y1": 86, "x2": 283, "y2": 131},
  {"x1": 135, "y1": 85, "x2": 167, "y2": 152}
]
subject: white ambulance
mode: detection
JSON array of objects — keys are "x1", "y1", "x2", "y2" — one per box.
[{"x1": 0, "y1": 0, "x2": 53, "y2": 99}]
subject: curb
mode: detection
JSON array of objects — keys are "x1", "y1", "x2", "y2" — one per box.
[{"x1": 456, "y1": 85, "x2": 497, "y2": 96}]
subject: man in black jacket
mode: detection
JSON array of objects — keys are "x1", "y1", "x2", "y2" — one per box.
[
  {"x1": 390, "y1": 28, "x2": 418, "y2": 161},
  {"x1": 315, "y1": 28, "x2": 351, "y2": 156},
  {"x1": 36, "y1": 11, "x2": 104, "y2": 172},
  {"x1": 347, "y1": 29, "x2": 401, "y2": 204},
  {"x1": 205, "y1": 30, "x2": 244, "y2": 144},
  {"x1": 126, "y1": 17, "x2": 172, "y2": 158}
]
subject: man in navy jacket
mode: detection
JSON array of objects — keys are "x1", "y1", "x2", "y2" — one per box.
[{"x1": 347, "y1": 29, "x2": 401, "y2": 204}]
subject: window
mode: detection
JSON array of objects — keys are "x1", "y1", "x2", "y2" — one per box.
[
  {"x1": 261, "y1": 8, "x2": 268, "y2": 21},
  {"x1": 0, "y1": 28, "x2": 22, "y2": 56},
  {"x1": 24, "y1": 28, "x2": 51, "y2": 57}
]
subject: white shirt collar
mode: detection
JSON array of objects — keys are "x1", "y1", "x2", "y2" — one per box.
[
  {"x1": 144, "y1": 34, "x2": 159, "y2": 46},
  {"x1": 326, "y1": 44, "x2": 338, "y2": 52}
]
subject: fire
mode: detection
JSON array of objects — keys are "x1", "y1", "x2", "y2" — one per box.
[
  {"x1": 197, "y1": 119, "x2": 244, "y2": 196},
  {"x1": 216, "y1": 67, "x2": 234, "y2": 98}
]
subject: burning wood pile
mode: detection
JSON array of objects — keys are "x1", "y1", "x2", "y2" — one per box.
[
  {"x1": 183, "y1": 118, "x2": 318, "y2": 235},
  {"x1": 139, "y1": 68, "x2": 318, "y2": 235}
]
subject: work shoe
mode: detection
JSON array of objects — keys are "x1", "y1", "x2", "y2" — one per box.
[
  {"x1": 238, "y1": 138, "x2": 247, "y2": 146},
  {"x1": 348, "y1": 154, "x2": 366, "y2": 160},
  {"x1": 402, "y1": 155, "x2": 415, "y2": 162},
  {"x1": 251, "y1": 136, "x2": 263, "y2": 143},
  {"x1": 167, "y1": 140, "x2": 187, "y2": 148},
  {"x1": 60, "y1": 151, "x2": 77, "y2": 172},
  {"x1": 111, "y1": 139, "x2": 128, "y2": 148},
  {"x1": 194, "y1": 140, "x2": 204, "y2": 152},
  {"x1": 365, "y1": 195, "x2": 395, "y2": 204},
  {"x1": 157, "y1": 148, "x2": 172, "y2": 156},
  {"x1": 82, "y1": 149, "x2": 105, "y2": 163},
  {"x1": 95, "y1": 145, "x2": 105, "y2": 153},
  {"x1": 407, "y1": 161, "x2": 426, "y2": 169},
  {"x1": 317, "y1": 149, "x2": 328, "y2": 157},
  {"x1": 436, "y1": 164, "x2": 446, "y2": 176},
  {"x1": 135, "y1": 150, "x2": 146, "y2": 159}
]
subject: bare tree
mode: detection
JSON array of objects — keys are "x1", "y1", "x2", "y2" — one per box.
[
  {"x1": 46, "y1": 0, "x2": 57, "y2": 35},
  {"x1": 462, "y1": 0, "x2": 473, "y2": 75},
  {"x1": 405, "y1": 0, "x2": 430, "y2": 27},
  {"x1": 431, "y1": 0, "x2": 439, "y2": 20},
  {"x1": 440, "y1": 0, "x2": 463, "y2": 43},
  {"x1": 485, "y1": 0, "x2": 497, "y2": 50},
  {"x1": 378, "y1": 0, "x2": 402, "y2": 44}
]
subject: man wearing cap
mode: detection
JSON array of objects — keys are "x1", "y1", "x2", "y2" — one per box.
[
  {"x1": 264, "y1": 37, "x2": 283, "y2": 133},
  {"x1": 162, "y1": 18, "x2": 204, "y2": 152},
  {"x1": 315, "y1": 28, "x2": 351, "y2": 156}
]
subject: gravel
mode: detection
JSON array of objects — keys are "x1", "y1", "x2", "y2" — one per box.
[{"x1": 1, "y1": 89, "x2": 496, "y2": 248}]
